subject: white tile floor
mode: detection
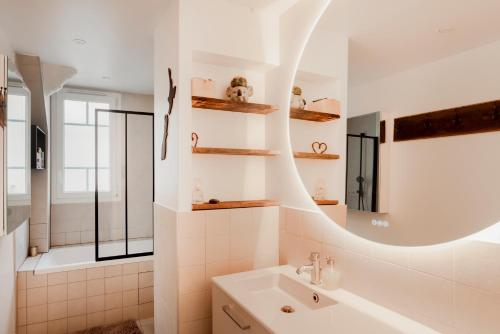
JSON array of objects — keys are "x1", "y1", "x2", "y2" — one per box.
[{"x1": 137, "y1": 318, "x2": 154, "y2": 334}]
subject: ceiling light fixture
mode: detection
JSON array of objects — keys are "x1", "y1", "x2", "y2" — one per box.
[{"x1": 72, "y1": 38, "x2": 87, "y2": 45}]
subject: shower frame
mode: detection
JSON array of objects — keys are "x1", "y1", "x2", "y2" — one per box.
[
  {"x1": 94, "y1": 109, "x2": 154, "y2": 262},
  {"x1": 345, "y1": 133, "x2": 379, "y2": 212}
]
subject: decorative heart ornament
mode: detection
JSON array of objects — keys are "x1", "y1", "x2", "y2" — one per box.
[
  {"x1": 312, "y1": 141, "x2": 328, "y2": 154},
  {"x1": 192, "y1": 132, "x2": 199, "y2": 148}
]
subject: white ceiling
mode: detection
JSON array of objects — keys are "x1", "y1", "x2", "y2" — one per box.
[
  {"x1": 318, "y1": 0, "x2": 500, "y2": 85},
  {"x1": 0, "y1": 0, "x2": 166, "y2": 94},
  {"x1": 2, "y1": 0, "x2": 500, "y2": 92}
]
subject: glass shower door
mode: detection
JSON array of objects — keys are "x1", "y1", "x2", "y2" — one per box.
[
  {"x1": 95, "y1": 109, "x2": 154, "y2": 261},
  {"x1": 346, "y1": 134, "x2": 379, "y2": 212}
]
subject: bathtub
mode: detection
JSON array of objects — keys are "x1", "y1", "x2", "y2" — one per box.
[{"x1": 20, "y1": 238, "x2": 153, "y2": 274}]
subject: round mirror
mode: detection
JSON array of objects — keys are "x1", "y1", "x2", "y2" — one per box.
[{"x1": 290, "y1": 1, "x2": 500, "y2": 246}]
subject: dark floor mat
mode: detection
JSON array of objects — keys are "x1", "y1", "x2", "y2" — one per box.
[{"x1": 76, "y1": 320, "x2": 142, "y2": 334}]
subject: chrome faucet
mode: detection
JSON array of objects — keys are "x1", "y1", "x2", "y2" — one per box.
[{"x1": 296, "y1": 252, "x2": 322, "y2": 285}]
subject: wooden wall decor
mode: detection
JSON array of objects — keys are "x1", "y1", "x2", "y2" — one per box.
[
  {"x1": 161, "y1": 68, "x2": 177, "y2": 160},
  {"x1": 311, "y1": 141, "x2": 328, "y2": 154},
  {"x1": 380, "y1": 120, "x2": 386, "y2": 143},
  {"x1": 394, "y1": 100, "x2": 500, "y2": 142},
  {"x1": 191, "y1": 132, "x2": 199, "y2": 148},
  {"x1": 0, "y1": 86, "x2": 6, "y2": 128}
]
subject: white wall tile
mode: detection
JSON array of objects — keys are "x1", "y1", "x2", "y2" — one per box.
[
  {"x1": 27, "y1": 287, "x2": 47, "y2": 307},
  {"x1": 47, "y1": 301, "x2": 67, "y2": 321},
  {"x1": 47, "y1": 284, "x2": 67, "y2": 304},
  {"x1": 407, "y1": 270, "x2": 454, "y2": 327},
  {"x1": 179, "y1": 265, "x2": 206, "y2": 295},
  {"x1": 454, "y1": 241, "x2": 500, "y2": 294},
  {"x1": 178, "y1": 212, "x2": 205, "y2": 239},
  {"x1": 409, "y1": 245, "x2": 453, "y2": 280},
  {"x1": 47, "y1": 272, "x2": 67, "y2": 286},
  {"x1": 454, "y1": 283, "x2": 500, "y2": 334},
  {"x1": 205, "y1": 210, "x2": 230, "y2": 237}
]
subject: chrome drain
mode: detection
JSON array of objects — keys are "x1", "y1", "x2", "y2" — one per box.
[{"x1": 281, "y1": 305, "x2": 295, "y2": 313}]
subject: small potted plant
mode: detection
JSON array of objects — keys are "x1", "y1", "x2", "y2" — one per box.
[
  {"x1": 290, "y1": 86, "x2": 306, "y2": 110},
  {"x1": 226, "y1": 76, "x2": 253, "y2": 102}
]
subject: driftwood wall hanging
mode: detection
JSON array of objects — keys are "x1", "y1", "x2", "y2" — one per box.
[
  {"x1": 394, "y1": 100, "x2": 500, "y2": 142},
  {"x1": 161, "y1": 68, "x2": 177, "y2": 160},
  {"x1": 0, "y1": 86, "x2": 7, "y2": 128}
]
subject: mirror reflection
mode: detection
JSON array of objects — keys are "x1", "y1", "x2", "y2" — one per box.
[
  {"x1": 290, "y1": 4, "x2": 500, "y2": 245},
  {"x1": 6, "y1": 66, "x2": 31, "y2": 233}
]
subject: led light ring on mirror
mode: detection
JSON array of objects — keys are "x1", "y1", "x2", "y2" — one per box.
[{"x1": 284, "y1": 0, "x2": 500, "y2": 247}]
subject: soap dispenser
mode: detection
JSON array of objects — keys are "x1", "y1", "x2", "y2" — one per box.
[{"x1": 323, "y1": 256, "x2": 341, "y2": 290}]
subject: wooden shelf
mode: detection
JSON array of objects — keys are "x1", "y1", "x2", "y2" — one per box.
[
  {"x1": 192, "y1": 200, "x2": 280, "y2": 211},
  {"x1": 315, "y1": 199, "x2": 339, "y2": 205},
  {"x1": 294, "y1": 152, "x2": 340, "y2": 160},
  {"x1": 290, "y1": 108, "x2": 340, "y2": 122},
  {"x1": 193, "y1": 147, "x2": 279, "y2": 157},
  {"x1": 192, "y1": 96, "x2": 278, "y2": 115}
]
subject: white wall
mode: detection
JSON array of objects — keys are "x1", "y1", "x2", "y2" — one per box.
[
  {"x1": 348, "y1": 39, "x2": 500, "y2": 245},
  {"x1": 122, "y1": 92, "x2": 154, "y2": 113},
  {"x1": 190, "y1": 0, "x2": 279, "y2": 68}
]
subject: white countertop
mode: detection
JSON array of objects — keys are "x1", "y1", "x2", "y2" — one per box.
[{"x1": 213, "y1": 265, "x2": 440, "y2": 334}]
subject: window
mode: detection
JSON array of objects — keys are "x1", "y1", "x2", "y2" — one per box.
[
  {"x1": 52, "y1": 89, "x2": 121, "y2": 203},
  {"x1": 7, "y1": 86, "x2": 30, "y2": 199}
]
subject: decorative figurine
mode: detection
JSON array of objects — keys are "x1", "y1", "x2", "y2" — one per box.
[
  {"x1": 312, "y1": 141, "x2": 328, "y2": 154},
  {"x1": 290, "y1": 86, "x2": 306, "y2": 109},
  {"x1": 226, "y1": 76, "x2": 253, "y2": 102},
  {"x1": 161, "y1": 68, "x2": 177, "y2": 160}
]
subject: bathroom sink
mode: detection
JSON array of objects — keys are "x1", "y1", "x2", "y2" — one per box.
[
  {"x1": 212, "y1": 266, "x2": 439, "y2": 334},
  {"x1": 238, "y1": 272, "x2": 336, "y2": 314}
]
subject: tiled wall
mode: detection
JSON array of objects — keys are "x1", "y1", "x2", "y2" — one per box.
[
  {"x1": 51, "y1": 203, "x2": 153, "y2": 247},
  {"x1": 153, "y1": 205, "x2": 280, "y2": 334},
  {"x1": 153, "y1": 204, "x2": 178, "y2": 334},
  {"x1": 16, "y1": 260, "x2": 154, "y2": 334},
  {"x1": 177, "y1": 206, "x2": 279, "y2": 334},
  {"x1": 30, "y1": 172, "x2": 50, "y2": 253},
  {"x1": 280, "y1": 206, "x2": 500, "y2": 334}
]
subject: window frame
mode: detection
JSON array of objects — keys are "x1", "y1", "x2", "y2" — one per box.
[
  {"x1": 6, "y1": 85, "x2": 31, "y2": 204},
  {"x1": 51, "y1": 88, "x2": 122, "y2": 204}
]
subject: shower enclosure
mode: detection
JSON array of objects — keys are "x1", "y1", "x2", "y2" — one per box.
[
  {"x1": 95, "y1": 109, "x2": 154, "y2": 261},
  {"x1": 346, "y1": 134, "x2": 379, "y2": 212}
]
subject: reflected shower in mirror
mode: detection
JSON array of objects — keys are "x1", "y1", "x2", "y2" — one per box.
[
  {"x1": 6, "y1": 69, "x2": 31, "y2": 233},
  {"x1": 346, "y1": 112, "x2": 380, "y2": 213},
  {"x1": 290, "y1": 2, "x2": 500, "y2": 245}
]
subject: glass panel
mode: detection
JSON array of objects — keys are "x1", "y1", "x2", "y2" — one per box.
[
  {"x1": 127, "y1": 114, "x2": 154, "y2": 254},
  {"x1": 64, "y1": 168, "x2": 87, "y2": 192},
  {"x1": 7, "y1": 121, "x2": 26, "y2": 167},
  {"x1": 346, "y1": 136, "x2": 376, "y2": 212},
  {"x1": 88, "y1": 168, "x2": 110, "y2": 192},
  {"x1": 64, "y1": 125, "x2": 94, "y2": 168},
  {"x1": 97, "y1": 127, "x2": 110, "y2": 168},
  {"x1": 7, "y1": 94, "x2": 26, "y2": 120},
  {"x1": 89, "y1": 103, "x2": 110, "y2": 125},
  {"x1": 97, "y1": 111, "x2": 126, "y2": 258},
  {"x1": 7, "y1": 169, "x2": 26, "y2": 194},
  {"x1": 64, "y1": 100, "x2": 87, "y2": 124}
]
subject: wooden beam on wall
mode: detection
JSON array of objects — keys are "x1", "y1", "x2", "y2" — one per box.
[{"x1": 394, "y1": 100, "x2": 500, "y2": 141}]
